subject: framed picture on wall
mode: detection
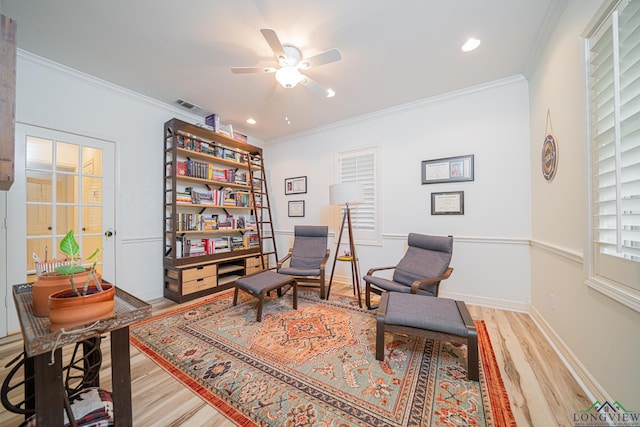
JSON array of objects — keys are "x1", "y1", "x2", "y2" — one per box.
[
  {"x1": 431, "y1": 191, "x2": 464, "y2": 215},
  {"x1": 285, "y1": 176, "x2": 307, "y2": 195},
  {"x1": 421, "y1": 155, "x2": 474, "y2": 184},
  {"x1": 288, "y1": 200, "x2": 305, "y2": 217}
]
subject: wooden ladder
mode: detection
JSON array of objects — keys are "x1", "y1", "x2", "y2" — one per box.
[{"x1": 248, "y1": 152, "x2": 278, "y2": 270}]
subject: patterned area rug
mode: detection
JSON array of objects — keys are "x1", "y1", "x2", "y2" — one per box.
[{"x1": 130, "y1": 290, "x2": 515, "y2": 426}]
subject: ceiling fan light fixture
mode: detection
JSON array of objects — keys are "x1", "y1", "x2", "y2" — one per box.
[{"x1": 275, "y1": 66, "x2": 303, "y2": 88}]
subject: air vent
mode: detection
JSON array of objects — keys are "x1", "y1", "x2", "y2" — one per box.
[{"x1": 175, "y1": 99, "x2": 202, "y2": 111}]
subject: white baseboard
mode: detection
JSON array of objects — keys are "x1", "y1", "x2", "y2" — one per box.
[
  {"x1": 529, "y1": 305, "x2": 611, "y2": 403},
  {"x1": 440, "y1": 290, "x2": 529, "y2": 313}
]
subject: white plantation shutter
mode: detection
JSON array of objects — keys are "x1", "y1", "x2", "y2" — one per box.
[
  {"x1": 588, "y1": 0, "x2": 640, "y2": 307},
  {"x1": 336, "y1": 147, "x2": 380, "y2": 243}
]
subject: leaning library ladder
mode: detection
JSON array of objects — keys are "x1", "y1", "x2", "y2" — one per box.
[{"x1": 248, "y1": 153, "x2": 278, "y2": 270}]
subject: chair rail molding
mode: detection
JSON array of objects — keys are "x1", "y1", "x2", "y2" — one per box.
[{"x1": 530, "y1": 239, "x2": 583, "y2": 264}]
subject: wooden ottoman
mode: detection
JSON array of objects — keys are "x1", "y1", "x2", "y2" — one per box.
[
  {"x1": 234, "y1": 271, "x2": 297, "y2": 321},
  {"x1": 376, "y1": 292, "x2": 479, "y2": 381}
]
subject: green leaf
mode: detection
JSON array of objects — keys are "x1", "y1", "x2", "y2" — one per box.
[
  {"x1": 59, "y1": 230, "x2": 79, "y2": 258},
  {"x1": 86, "y1": 248, "x2": 100, "y2": 261},
  {"x1": 55, "y1": 265, "x2": 85, "y2": 275}
]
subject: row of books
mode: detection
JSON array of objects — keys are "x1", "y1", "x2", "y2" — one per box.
[
  {"x1": 176, "y1": 134, "x2": 247, "y2": 163},
  {"x1": 176, "y1": 213, "x2": 256, "y2": 232},
  {"x1": 175, "y1": 160, "x2": 248, "y2": 185},
  {"x1": 176, "y1": 232, "x2": 260, "y2": 258},
  {"x1": 177, "y1": 188, "x2": 253, "y2": 207}
]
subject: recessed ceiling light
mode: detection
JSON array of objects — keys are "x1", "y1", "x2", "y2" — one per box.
[
  {"x1": 246, "y1": 118, "x2": 256, "y2": 125},
  {"x1": 326, "y1": 89, "x2": 336, "y2": 98},
  {"x1": 461, "y1": 37, "x2": 481, "y2": 52}
]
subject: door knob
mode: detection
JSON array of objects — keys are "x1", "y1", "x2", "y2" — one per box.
[{"x1": 104, "y1": 230, "x2": 114, "y2": 237}]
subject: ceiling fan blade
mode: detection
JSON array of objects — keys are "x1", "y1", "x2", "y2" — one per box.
[
  {"x1": 299, "y1": 74, "x2": 335, "y2": 98},
  {"x1": 299, "y1": 49, "x2": 342, "y2": 69},
  {"x1": 231, "y1": 66, "x2": 276, "y2": 74},
  {"x1": 260, "y1": 28, "x2": 286, "y2": 60}
]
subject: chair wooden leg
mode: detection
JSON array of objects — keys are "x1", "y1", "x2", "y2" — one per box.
[
  {"x1": 365, "y1": 282, "x2": 379, "y2": 310},
  {"x1": 375, "y1": 316, "x2": 385, "y2": 361},
  {"x1": 233, "y1": 286, "x2": 239, "y2": 306},
  {"x1": 292, "y1": 281, "x2": 298, "y2": 310},
  {"x1": 467, "y1": 329, "x2": 479, "y2": 381},
  {"x1": 256, "y1": 294, "x2": 264, "y2": 322}
]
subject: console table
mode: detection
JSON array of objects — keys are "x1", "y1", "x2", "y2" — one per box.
[{"x1": 11, "y1": 283, "x2": 151, "y2": 426}]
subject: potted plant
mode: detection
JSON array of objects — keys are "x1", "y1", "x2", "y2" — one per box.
[{"x1": 32, "y1": 230, "x2": 114, "y2": 330}]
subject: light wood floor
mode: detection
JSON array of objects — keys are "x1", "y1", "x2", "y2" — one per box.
[{"x1": 0, "y1": 282, "x2": 590, "y2": 426}]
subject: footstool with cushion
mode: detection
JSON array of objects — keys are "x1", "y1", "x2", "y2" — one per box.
[
  {"x1": 376, "y1": 292, "x2": 479, "y2": 381},
  {"x1": 233, "y1": 270, "x2": 297, "y2": 321}
]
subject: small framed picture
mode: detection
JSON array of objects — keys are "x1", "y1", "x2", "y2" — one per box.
[
  {"x1": 285, "y1": 176, "x2": 307, "y2": 195},
  {"x1": 421, "y1": 154, "x2": 474, "y2": 184},
  {"x1": 431, "y1": 191, "x2": 464, "y2": 215},
  {"x1": 288, "y1": 200, "x2": 305, "y2": 217}
]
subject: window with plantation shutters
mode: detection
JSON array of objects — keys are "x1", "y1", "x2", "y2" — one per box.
[
  {"x1": 587, "y1": 0, "x2": 640, "y2": 311},
  {"x1": 336, "y1": 147, "x2": 380, "y2": 244}
]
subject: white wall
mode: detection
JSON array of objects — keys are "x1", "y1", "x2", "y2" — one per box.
[
  {"x1": 13, "y1": 51, "x2": 204, "y2": 301},
  {"x1": 266, "y1": 77, "x2": 532, "y2": 310},
  {"x1": 528, "y1": 0, "x2": 640, "y2": 405}
]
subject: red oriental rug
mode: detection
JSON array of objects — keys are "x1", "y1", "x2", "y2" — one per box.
[{"x1": 130, "y1": 290, "x2": 515, "y2": 426}]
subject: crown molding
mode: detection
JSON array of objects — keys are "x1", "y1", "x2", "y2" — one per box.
[{"x1": 17, "y1": 49, "x2": 202, "y2": 121}]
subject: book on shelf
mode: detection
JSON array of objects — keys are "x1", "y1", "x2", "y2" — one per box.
[
  {"x1": 223, "y1": 190, "x2": 236, "y2": 206},
  {"x1": 218, "y1": 123, "x2": 233, "y2": 138},
  {"x1": 213, "y1": 236, "x2": 230, "y2": 253},
  {"x1": 231, "y1": 236, "x2": 245, "y2": 251},
  {"x1": 223, "y1": 148, "x2": 238, "y2": 162},
  {"x1": 205, "y1": 114, "x2": 220, "y2": 133},
  {"x1": 236, "y1": 216, "x2": 245, "y2": 229},
  {"x1": 176, "y1": 192, "x2": 193, "y2": 204},
  {"x1": 176, "y1": 161, "x2": 188, "y2": 176},
  {"x1": 242, "y1": 214, "x2": 256, "y2": 229},
  {"x1": 234, "y1": 171, "x2": 247, "y2": 185},
  {"x1": 202, "y1": 214, "x2": 218, "y2": 230},
  {"x1": 218, "y1": 215, "x2": 233, "y2": 230},
  {"x1": 244, "y1": 231, "x2": 260, "y2": 248},
  {"x1": 233, "y1": 131, "x2": 248, "y2": 143}
]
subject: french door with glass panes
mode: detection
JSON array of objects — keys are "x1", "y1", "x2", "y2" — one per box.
[{"x1": 2, "y1": 124, "x2": 115, "y2": 336}]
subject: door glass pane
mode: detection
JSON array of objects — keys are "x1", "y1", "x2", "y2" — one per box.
[
  {"x1": 82, "y1": 235, "x2": 102, "y2": 267},
  {"x1": 82, "y1": 207, "x2": 102, "y2": 234},
  {"x1": 82, "y1": 148, "x2": 102, "y2": 176},
  {"x1": 26, "y1": 237, "x2": 52, "y2": 274},
  {"x1": 56, "y1": 206, "x2": 78, "y2": 235},
  {"x1": 56, "y1": 173, "x2": 78, "y2": 203},
  {"x1": 26, "y1": 171, "x2": 52, "y2": 202},
  {"x1": 26, "y1": 137, "x2": 52, "y2": 170},
  {"x1": 56, "y1": 141, "x2": 78, "y2": 173},
  {"x1": 26, "y1": 205, "x2": 51, "y2": 236},
  {"x1": 83, "y1": 177, "x2": 102, "y2": 204}
]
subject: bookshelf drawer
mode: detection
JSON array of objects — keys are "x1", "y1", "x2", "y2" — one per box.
[
  {"x1": 183, "y1": 264, "x2": 217, "y2": 281},
  {"x1": 183, "y1": 276, "x2": 216, "y2": 294}
]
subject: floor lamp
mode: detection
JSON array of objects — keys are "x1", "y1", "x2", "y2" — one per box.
[{"x1": 327, "y1": 182, "x2": 365, "y2": 307}]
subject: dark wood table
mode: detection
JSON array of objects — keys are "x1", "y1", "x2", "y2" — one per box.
[{"x1": 12, "y1": 283, "x2": 151, "y2": 426}]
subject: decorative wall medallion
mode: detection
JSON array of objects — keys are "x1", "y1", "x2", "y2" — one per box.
[{"x1": 541, "y1": 133, "x2": 558, "y2": 181}]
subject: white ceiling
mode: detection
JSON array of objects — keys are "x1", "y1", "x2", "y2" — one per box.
[{"x1": 1, "y1": 0, "x2": 565, "y2": 142}]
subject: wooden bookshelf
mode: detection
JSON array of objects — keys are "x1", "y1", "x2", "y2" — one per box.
[{"x1": 163, "y1": 118, "x2": 267, "y2": 303}]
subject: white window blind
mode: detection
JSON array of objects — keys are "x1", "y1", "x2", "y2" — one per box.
[
  {"x1": 588, "y1": 0, "x2": 640, "y2": 305},
  {"x1": 336, "y1": 147, "x2": 379, "y2": 244}
]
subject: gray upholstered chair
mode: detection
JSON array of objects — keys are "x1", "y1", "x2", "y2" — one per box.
[
  {"x1": 364, "y1": 233, "x2": 453, "y2": 309},
  {"x1": 277, "y1": 225, "x2": 330, "y2": 299}
]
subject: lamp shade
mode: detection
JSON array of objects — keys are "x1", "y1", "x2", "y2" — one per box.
[{"x1": 329, "y1": 182, "x2": 365, "y2": 206}]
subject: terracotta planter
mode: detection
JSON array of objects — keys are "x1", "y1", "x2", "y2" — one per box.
[
  {"x1": 32, "y1": 270, "x2": 102, "y2": 317},
  {"x1": 48, "y1": 283, "x2": 115, "y2": 331}
]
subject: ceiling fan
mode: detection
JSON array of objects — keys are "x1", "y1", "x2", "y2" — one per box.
[{"x1": 231, "y1": 29, "x2": 341, "y2": 98}]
